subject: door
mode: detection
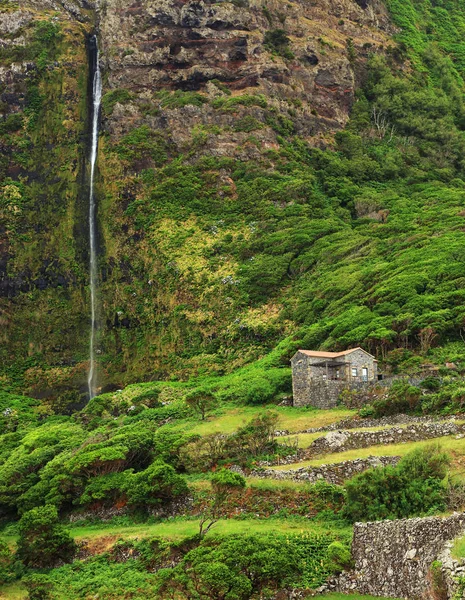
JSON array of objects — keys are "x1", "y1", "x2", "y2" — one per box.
[{"x1": 362, "y1": 367, "x2": 368, "y2": 382}]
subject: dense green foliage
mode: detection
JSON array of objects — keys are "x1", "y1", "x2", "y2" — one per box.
[
  {"x1": 16, "y1": 505, "x2": 76, "y2": 568},
  {"x1": 0, "y1": 539, "x2": 16, "y2": 585},
  {"x1": 344, "y1": 445, "x2": 450, "y2": 521},
  {"x1": 25, "y1": 531, "x2": 345, "y2": 599}
]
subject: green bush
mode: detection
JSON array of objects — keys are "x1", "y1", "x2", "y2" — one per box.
[
  {"x1": 370, "y1": 381, "x2": 422, "y2": 417},
  {"x1": 17, "y1": 505, "x2": 76, "y2": 568},
  {"x1": 264, "y1": 29, "x2": 294, "y2": 59},
  {"x1": 101, "y1": 89, "x2": 133, "y2": 115},
  {"x1": 124, "y1": 460, "x2": 188, "y2": 508},
  {"x1": 23, "y1": 574, "x2": 54, "y2": 600},
  {"x1": 344, "y1": 445, "x2": 449, "y2": 522},
  {"x1": 0, "y1": 539, "x2": 15, "y2": 585},
  {"x1": 154, "y1": 532, "x2": 338, "y2": 596},
  {"x1": 326, "y1": 541, "x2": 353, "y2": 574}
]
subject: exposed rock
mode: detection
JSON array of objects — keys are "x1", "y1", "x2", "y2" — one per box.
[{"x1": 99, "y1": 0, "x2": 395, "y2": 148}]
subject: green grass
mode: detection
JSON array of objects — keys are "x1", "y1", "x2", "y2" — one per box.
[
  {"x1": 0, "y1": 517, "x2": 351, "y2": 550},
  {"x1": 185, "y1": 406, "x2": 354, "y2": 437},
  {"x1": 0, "y1": 583, "x2": 27, "y2": 600},
  {"x1": 451, "y1": 533, "x2": 465, "y2": 559},
  {"x1": 69, "y1": 517, "x2": 350, "y2": 542},
  {"x1": 271, "y1": 435, "x2": 465, "y2": 471}
]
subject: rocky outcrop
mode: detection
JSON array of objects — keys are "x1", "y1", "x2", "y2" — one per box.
[{"x1": 99, "y1": 0, "x2": 394, "y2": 146}]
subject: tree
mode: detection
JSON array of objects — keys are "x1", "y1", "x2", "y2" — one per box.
[
  {"x1": 16, "y1": 505, "x2": 76, "y2": 568},
  {"x1": 185, "y1": 390, "x2": 215, "y2": 421},
  {"x1": 199, "y1": 469, "x2": 246, "y2": 538}
]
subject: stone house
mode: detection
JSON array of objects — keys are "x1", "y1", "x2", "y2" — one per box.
[{"x1": 291, "y1": 347, "x2": 378, "y2": 408}]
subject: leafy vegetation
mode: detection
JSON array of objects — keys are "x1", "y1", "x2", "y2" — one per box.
[
  {"x1": 16, "y1": 505, "x2": 76, "y2": 568},
  {"x1": 343, "y1": 445, "x2": 450, "y2": 522}
]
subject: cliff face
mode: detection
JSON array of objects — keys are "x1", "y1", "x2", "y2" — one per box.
[
  {"x1": 100, "y1": 0, "x2": 392, "y2": 142},
  {"x1": 1, "y1": 0, "x2": 395, "y2": 399}
]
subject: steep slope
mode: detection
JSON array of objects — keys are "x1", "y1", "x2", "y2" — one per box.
[{"x1": 0, "y1": 0, "x2": 394, "y2": 398}]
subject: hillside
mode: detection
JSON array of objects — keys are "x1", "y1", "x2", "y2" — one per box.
[
  {"x1": 4, "y1": 0, "x2": 465, "y2": 598},
  {"x1": 3, "y1": 0, "x2": 465, "y2": 402}
]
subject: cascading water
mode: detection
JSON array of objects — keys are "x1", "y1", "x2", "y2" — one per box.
[{"x1": 87, "y1": 35, "x2": 102, "y2": 400}]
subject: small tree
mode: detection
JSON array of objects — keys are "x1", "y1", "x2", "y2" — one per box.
[
  {"x1": 199, "y1": 469, "x2": 246, "y2": 538},
  {"x1": 185, "y1": 390, "x2": 215, "y2": 421},
  {"x1": 17, "y1": 505, "x2": 76, "y2": 568}
]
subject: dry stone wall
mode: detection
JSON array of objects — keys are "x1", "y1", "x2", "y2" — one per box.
[
  {"x1": 348, "y1": 513, "x2": 465, "y2": 599},
  {"x1": 251, "y1": 455, "x2": 400, "y2": 484},
  {"x1": 274, "y1": 414, "x2": 458, "y2": 437},
  {"x1": 307, "y1": 421, "x2": 465, "y2": 456}
]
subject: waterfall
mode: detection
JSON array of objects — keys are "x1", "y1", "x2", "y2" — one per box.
[{"x1": 87, "y1": 35, "x2": 102, "y2": 400}]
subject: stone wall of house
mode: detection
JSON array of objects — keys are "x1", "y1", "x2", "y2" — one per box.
[
  {"x1": 298, "y1": 379, "x2": 347, "y2": 408},
  {"x1": 346, "y1": 513, "x2": 465, "y2": 599},
  {"x1": 293, "y1": 376, "x2": 427, "y2": 409},
  {"x1": 345, "y1": 349, "x2": 378, "y2": 381},
  {"x1": 291, "y1": 354, "x2": 314, "y2": 407}
]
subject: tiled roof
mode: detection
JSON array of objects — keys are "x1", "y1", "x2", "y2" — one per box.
[{"x1": 296, "y1": 347, "x2": 376, "y2": 360}]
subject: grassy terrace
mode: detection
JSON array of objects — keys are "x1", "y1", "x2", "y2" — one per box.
[
  {"x1": 0, "y1": 517, "x2": 352, "y2": 550},
  {"x1": 270, "y1": 435, "x2": 465, "y2": 472},
  {"x1": 0, "y1": 585, "x2": 402, "y2": 600},
  {"x1": 180, "y1": 405, "x2": 354, "y2": 436}
]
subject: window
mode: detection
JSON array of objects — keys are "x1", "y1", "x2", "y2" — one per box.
[
  {"x1": 362, "y1": 367, "x2": 368, "y2": 381},
  {"x1": 351, "y1": 367, "x2": 357, "y2": 378},
  {"x1": 336, "y1": 370, "x2": 340, "y2": 379}
]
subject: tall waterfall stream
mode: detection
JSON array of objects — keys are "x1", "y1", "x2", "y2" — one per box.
[{"x1": 87, "y1": 35, "x2": 102, "y2": 400}]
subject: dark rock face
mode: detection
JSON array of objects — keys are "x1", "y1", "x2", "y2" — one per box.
[{"x1": 100, "y1": 0, "x2": 393, "y2": 143}]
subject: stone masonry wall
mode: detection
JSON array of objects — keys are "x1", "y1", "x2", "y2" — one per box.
[
  {"x1": 349, "y1": 513, "x2": 465, "y2": 599},
  {"x1": 308, "y1": 421, "x2": 465, "y2": 456},
  {"x1": 251, "y1": 455, "x2": 401, "y2": 485},
  {"x1": 292, "y1": 350, "x2": 378, "y2": 408}
]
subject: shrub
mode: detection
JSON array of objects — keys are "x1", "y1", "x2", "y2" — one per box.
[
  {"x1": 23, "y1": 574, "x2": 54, "y2": 600},
  {"x1": 0, "y1": 539, "x2": 15, "y2": 585},
  {"x1": 370, "y1": 381, "x2": 422, "y2": 417},
  {"x1": 153, "y1": 532, "x2": 338, "y2": 596},
  {"x1": 344, "y1": 445, "x2": 449, "y2": 522},
  {"x1": 124, "y1": 461, "x2": 188, "y2": 508},
  {"x1": 326, "y1": 541, "x2": 353, "y2": 573},
  {"x1": 101, "y1": 89, "x2": 133, "y2": 115},
  {"x1": 264, "y1": 29, "x2": 294, "y2": 59},
  {"x1": 16, "y1": 505, "x2": 76, "y2": 568}
]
